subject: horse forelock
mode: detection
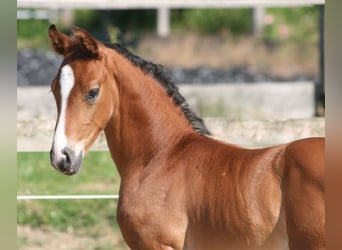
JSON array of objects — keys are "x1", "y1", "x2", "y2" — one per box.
[
  {"x1": 58, "y1": 35, "x2": 99, "y2": 60},
  {"x1": 104, "y1": 42, "x2": 211, "y2": 136}
]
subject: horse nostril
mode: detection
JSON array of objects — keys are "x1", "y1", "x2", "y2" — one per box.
[
  {"x1": 62, "y1": 149, "x2": 71, "y2": 164},
  {"x1": 62, "y1": 148, "x2": 72, "y2": 164}
]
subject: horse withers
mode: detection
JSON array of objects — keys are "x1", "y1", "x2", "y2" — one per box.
[{"x1": 48, "y1": 25, "x2": 325, "y2": 250}]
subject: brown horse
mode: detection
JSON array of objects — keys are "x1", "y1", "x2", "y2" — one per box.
[{"x1": 48, "y1": 25, "x2": 325, "y2": 250}]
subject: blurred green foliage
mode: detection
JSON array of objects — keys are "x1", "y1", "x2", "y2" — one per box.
[
  {"x1": 172, "y1": 9, "x2": 251, "y2": 35},
  {"x1": 17, "y1": 7, "x2": 320, "y2": 49},
  {"x1": 17, "y1": 19, "x2": 51, "y2": 49},
  {"x1": 262, "y1": 7, "x2": 319, "y2": 44}
]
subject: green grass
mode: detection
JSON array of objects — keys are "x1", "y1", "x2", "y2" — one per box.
[
  {"x1": 17, "y1": 151, "x2": 119, "y2": 196},
  {"x1": 17, "y1": 151, "x2": 127, "y2": 248}
]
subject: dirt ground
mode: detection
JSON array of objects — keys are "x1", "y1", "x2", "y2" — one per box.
[{"x1": 17, "y1": 225, "x2": 129, "y2": 250}]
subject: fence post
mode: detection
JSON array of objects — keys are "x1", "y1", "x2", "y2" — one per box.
[
  {"x1": 157, "y1": 7, "x2": 170, "y2": 38},
  {"x1": 315, "y1": 4, "x2": 325, "y2": 116},
  {"x1": 252, "y1": 6, "x2": 264, "y2": 36},
  {"x1": 56, "y1": 9, "x2": 74, "y2": 29}
]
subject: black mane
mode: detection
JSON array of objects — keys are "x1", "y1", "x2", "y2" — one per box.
[{"x1": 105, "y1": 42, "x2": 210, "y2": 136}]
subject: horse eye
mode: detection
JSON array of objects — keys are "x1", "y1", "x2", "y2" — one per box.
[{"x1": 86, "y1": 88, "x2": 100, "y2": 102}]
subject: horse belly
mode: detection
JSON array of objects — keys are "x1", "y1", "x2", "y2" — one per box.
[{"x1": 184, "y1": 184, "x2": 288, "y2": 249}]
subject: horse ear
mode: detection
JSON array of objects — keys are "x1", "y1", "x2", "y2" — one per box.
[
  {"x1": 71, "y1": 26, "x2": 99, "y2": 58},
  {"x1": 48, "y1": 24, "x2": 74, "y2": 56}
]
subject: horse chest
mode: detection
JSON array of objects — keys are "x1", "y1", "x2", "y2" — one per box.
[{"x1": 117, "y1": 178, "x2": 189, "y2": 249}]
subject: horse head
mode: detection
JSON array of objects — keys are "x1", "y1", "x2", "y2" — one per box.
[{"x1": 48, "y1": 25, "x2": 118, "y2": 175}]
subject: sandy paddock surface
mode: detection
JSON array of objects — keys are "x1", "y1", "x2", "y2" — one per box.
[{"x1": 17, "y1": 225, "x2": 128, "y2": 250}]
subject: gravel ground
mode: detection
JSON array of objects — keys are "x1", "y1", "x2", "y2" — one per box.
[{"x1": 17, "y1": 49, "x2": 316, "y2": 87}]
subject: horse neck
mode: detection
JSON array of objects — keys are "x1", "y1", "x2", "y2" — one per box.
[{"x1": 103, "y1": 51, "x2": 194, "y2": 177}]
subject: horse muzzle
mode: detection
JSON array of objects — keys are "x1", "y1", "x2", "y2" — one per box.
[{"x1": 50, "y1": 146, "x2": 83, "y2": 175}]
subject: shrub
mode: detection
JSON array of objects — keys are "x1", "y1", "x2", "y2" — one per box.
[
  {"x1": 172, "y1": 9, "x2": 251, "y2": 35},
  {"x1": 262, "y1": 6, "x2": 320, "y2": 44}
]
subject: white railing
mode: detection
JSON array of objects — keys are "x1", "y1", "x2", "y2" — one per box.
[
  {"x1": 17, "y1": 194, "x2": 119, "y2": 200},
  {"x1": 17, "y1": 0, "x2": 325, "y2": 37},
  {"x1": 17, "y1": 0, "x2": 325, "y2": 9}
]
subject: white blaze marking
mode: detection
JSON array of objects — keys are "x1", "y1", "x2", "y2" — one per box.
[{"x1": 52, "y1": 65, "x2": 75, "y2": 161}]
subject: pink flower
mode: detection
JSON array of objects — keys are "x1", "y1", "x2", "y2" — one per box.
[
  {"x1": 278, "y1": 24, "x2": 289, "y2": 39},
  {"x1": 264, "y1": 15, "x2": 274, "y2": 25}
]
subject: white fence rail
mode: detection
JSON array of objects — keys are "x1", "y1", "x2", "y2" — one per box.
[
  {"x1": 17, "y1": 0, "x2": 325, "y2": 37},
  {"x1": 17, "y1": 0, "x2": 325, "y2": 9},
  {"x1": 17, "y1": 194, "x2": 119, "y2": 200}
]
